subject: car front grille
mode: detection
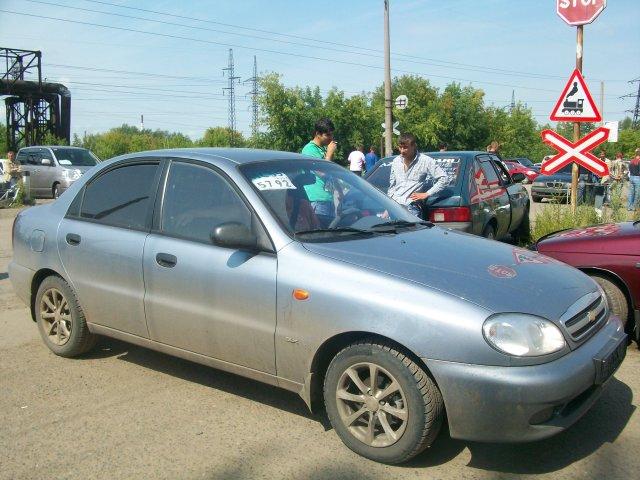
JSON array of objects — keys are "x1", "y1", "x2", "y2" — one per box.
[
  {"x1": 546, "y1": 182, "x2": 567, "y2": 188},
  {"x1": 562, "y1": 294, "x2": 607, "y2": 341}
]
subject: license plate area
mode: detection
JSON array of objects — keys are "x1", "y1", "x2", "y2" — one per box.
[{"x1": 593, "y1": 336, "x2": 627, "y2": 385}]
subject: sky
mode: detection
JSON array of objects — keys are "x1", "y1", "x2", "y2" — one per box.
[{"x1": 0, "y1": 0, "x2": 638, "y2": 141}]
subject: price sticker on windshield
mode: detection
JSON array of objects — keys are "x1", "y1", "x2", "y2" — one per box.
[{"x1": 252, "y1": 173, "x2": 297, "y2": 190}]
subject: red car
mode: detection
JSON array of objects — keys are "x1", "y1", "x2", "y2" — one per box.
[
  {"x1": 503, "y1": 161, "x2": 539, "y2": 183},
  {"x1": 533, "y1": 221, "x2": 640, "y2": 345}
]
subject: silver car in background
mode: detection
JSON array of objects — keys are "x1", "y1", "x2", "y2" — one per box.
[
  {"x1": 9, "y1": 148, "x2": 627, "y2": 464},
  {"x1": 15, "y1": 146, "x2": 100, "y2": 198}
]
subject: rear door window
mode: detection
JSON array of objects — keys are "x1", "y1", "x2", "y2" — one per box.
[
  {"x1": 367, "y1": 161, "x2": 393, "y2": 192},
  {"x1": 476, "y1": 157, "x2": 500, "y2": 191},
  {"x1": 80, "y1": 163, "x2": 159, "y2": 230}
]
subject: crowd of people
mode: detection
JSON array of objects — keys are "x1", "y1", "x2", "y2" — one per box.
[{"x1": 298, "y1": 117, "x2": 640, "y2": 216}]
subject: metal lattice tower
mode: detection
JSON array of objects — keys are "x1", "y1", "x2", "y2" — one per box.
[
  {"x1": 244, "y1": 56, "x2": 259, "y2": 137},
  {"x1": 222, "y1": 49, "x2": 240, "y2": 146},
  {"x1": 510, "y1": 90, "x2": 515, "y2": 113},
  {"x1": 620, "y1": 78, "x2": 640, "y2": 128}
]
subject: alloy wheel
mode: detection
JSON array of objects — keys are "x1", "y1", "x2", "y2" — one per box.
[
  {"x1": 335, "y1": 362, "x2": 408, "y2": 447},
  {"x1": 40, "y1": 288, "x2": 72, "y2": 346}
]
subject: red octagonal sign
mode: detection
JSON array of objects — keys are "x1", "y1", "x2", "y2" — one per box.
[{"x1": 557, "y1": 0, "x2": 607, "y2": 26}]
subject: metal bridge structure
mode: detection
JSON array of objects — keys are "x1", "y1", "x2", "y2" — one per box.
[{"x1": 1, "y1": 47, "x2": 71, "y2": 150}]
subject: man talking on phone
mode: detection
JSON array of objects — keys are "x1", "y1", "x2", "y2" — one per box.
[{"x1": 300, "y1": 118, "x2": 341, "y2": 226}]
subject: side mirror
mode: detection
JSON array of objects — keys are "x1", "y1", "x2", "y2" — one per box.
[
  {"x1": 41, "y1": 159, "x2": 52, "y2": 166},
  {"x1": 511, "y1": 173, "x2": 526, "y2": 183},
  {"x1": 211, "y1": 222, "x2": 258, "y2": 251}
]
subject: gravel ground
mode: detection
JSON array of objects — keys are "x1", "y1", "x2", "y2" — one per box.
[{"x1": 0, "y1": 205, "x2": 638, "y2": 480}]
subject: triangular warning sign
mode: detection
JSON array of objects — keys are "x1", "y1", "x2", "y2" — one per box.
[{"x1": 550, "y1": 69, "x2": 601, "y2": 122}]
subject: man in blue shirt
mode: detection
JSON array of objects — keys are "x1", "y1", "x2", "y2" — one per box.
[{"x1": 364, "y1": 146, "x2": 379, "y2": 173}]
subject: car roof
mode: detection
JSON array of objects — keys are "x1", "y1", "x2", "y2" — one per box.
[{"x1": 113, "y1": 147, "x2": 314, "y2": 165}]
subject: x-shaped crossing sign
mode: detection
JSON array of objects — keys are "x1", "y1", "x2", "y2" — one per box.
[{"x1": 540, "y1": 127, "x2": 610, "y2": 176}]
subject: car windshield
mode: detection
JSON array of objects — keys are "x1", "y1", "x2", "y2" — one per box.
[
  {"x1": 240, "y1": 159, "x2": 422, "y2": 239},
  {"x1": 52, "y1": 148, "x2": 100, "y2": 167}
]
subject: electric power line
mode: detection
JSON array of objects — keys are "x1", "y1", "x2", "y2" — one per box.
[{"x1": 1, "y1": 8, "x2": 626, "y2": 96}]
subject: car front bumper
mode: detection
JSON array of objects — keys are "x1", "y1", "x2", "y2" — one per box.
[
  {"x1": 531, "y1": 186, "x2": 569, "y2": 198},
  {"x1": 424, "y1": 315, "x2": 627, "y2": 443}
]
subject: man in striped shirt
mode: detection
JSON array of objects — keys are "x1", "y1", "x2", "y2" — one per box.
[{"x1": 387, "y1": 133, "x2": 447, "y2": 218}]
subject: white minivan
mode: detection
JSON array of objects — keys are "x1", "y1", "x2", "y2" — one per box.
[{"x1": 15, "y1": 146, "x2": 100, "y2": 198}]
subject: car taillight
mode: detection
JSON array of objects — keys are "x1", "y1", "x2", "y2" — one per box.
[{"x1": 428, "y1": 207, "x2": 471, "y2": 223}]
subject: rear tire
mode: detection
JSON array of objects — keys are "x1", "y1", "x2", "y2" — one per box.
[
  {"x1": 590, "y1": 275, "x2": 629, "y2": 329},
  {"x1": 35, "y1": 275, "x2": 96, "y2": 357},
  {"x1": 482, "y1": 223, "x2": 496, "y2": 240},
  {"x1": 324, "y1": 340, "x2": 443, "y2": 464},
  {"x1": 512, "y1": 205, "x2": 531, "y2": 244},
  {"x1": 532, "y1": 195, "x2": 541, "y2": 203}
]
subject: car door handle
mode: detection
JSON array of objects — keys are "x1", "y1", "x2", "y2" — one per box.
[
  {"x1": 156, "y1": 253, "x2": 177, "y2": 268},
  {"x1": 65, "y1": 233, "x2": 81, "y2": 246}
]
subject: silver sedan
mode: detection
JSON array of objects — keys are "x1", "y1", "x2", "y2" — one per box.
[{"x1": 9, "y1": 148, "x2": 627, "y2": 463}]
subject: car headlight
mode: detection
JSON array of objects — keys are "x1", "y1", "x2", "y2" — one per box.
[
  {"x1": 483, "y1": 314, "x2": 566, "y2": 356},
  {"x1": 532, "y1": 182, "x2": 544, "y2": 187}
]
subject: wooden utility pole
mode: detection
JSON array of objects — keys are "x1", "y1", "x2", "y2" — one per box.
[
  {"x1": 383, "y1": 0, "x2": 393, "y2": 157},
  {"x1": 600, "y1": 80, "x2": 605, "y2": 126},
  {"x1": 570, "y1": 25, "x2": 583, "y2": 213}
]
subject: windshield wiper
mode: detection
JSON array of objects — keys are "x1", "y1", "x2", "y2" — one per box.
[
  {"x1": 369, "y1": 220, "x2": 433, "y2": 232},
  {"x1": 294, "y1": 227, "x2": 373, "y2": 237}
]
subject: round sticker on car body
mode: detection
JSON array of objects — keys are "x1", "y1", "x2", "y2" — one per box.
[{"x1": 487, "y1": 264, "x2": 517, "y2": 278}]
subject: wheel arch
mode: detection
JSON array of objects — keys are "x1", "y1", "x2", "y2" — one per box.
[
  {"x1": 29, "y1": 268, "x2": 64, "y2": 322},
  {"x1": 304, "y1": 331, "x2": 441, "y2": 414}
]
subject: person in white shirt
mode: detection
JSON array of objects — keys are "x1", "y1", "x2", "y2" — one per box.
[{"x1": 348, "y1": 146, "x2": 365, "y2": 176}]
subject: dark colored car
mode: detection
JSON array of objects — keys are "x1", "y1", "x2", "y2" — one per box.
[
  {"x1": 533, "y1": 221, "x2": 640, "y2": 344},
  {"x1": 530, "y1": 163, "x2": 573, "y2": 202},
  {"x1": 364, "y1": 151, "x2": 530, "y2": 241}
]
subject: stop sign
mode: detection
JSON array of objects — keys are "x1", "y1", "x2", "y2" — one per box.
[{"x1": 557, "y1": 0, "x2": 607, "y2": 26}]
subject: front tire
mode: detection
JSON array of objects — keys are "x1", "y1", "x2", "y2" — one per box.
[
  {"x1": 52, "y1": 183, "x2": 60, "y2": 199},
  {"x1": 482, "y1": 223, "x2": 496, "y2": 240},
  {"x1": 590, "y1": 275, "x2": 629, "y2": 329},
  {"x1": 323, "y1": 340, "x2": 443, "y2": 464},
  {"x1": 35, "y1": 276, "x2": 96, "y2": 357}
]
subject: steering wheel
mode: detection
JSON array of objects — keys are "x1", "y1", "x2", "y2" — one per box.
[{"x1": 328, "y1": 207, "x2": 361, "y2": 229}]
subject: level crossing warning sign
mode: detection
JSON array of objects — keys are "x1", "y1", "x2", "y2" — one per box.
[
  {"x1": 550, "y1": 69, "x2": 601, "y2": 122},
  {"x1": 540, "y1": 127, "x2": 609, "y2": 176}
]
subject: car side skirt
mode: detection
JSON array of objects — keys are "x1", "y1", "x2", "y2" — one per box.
[{"x1": 88, "y1": 323, "x2": 306, "y2": 401}]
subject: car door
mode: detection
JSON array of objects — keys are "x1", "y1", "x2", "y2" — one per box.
[
  {"x1": 490, "y1": 156, "x2": 528, "y2": 235},
  {"x1": 142, "y1": 160, "x2": 278, "y2": 374},
  {"x1": 38, "y1": 148, "x2": 57, "y2": 197},
  {"x1": 471, "y1": 156, "x2": 509, "y2": 237},
  {"x1": 57, "y1": 160, "x2": 162, "y2": 337}
]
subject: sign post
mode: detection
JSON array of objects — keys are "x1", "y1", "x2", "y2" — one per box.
[{"x1": 554, "y1": 0, "x2": 607, "y2": 212}]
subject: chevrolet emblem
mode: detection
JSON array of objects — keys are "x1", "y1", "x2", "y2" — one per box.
[{"x1": 587, "y1": 310, "x2": 597, "y2": 323}]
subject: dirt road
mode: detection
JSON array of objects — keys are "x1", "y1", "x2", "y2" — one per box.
[{"x1": 1, "y1": 209, "x2": 638, "y2": 480}]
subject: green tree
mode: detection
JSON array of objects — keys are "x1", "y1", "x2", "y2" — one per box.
[{"x1": 198, "y1": 126, "x2": 245, "y2": 147}]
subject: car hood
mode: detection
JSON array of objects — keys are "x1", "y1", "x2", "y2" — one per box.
[
  {"x1": 303, "y1": 227, "x2": 597, "y2": 320},
  {"x1": 536, "y1": 222, "x2": 640, "y2": 254}
]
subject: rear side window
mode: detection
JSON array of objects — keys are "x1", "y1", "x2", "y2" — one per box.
[
  {"x1": 80, "y1": 163, "x2": 158, "y2": 229},
  {"x1": 477, "y1": 160, "x2": 500, "y2": 190},
  {"x1": 160, "y1": 162, "x2": 252, "y2": 244},
  {"x1": 367, "y1": 161, "x2": 393, "y2": 192}
]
